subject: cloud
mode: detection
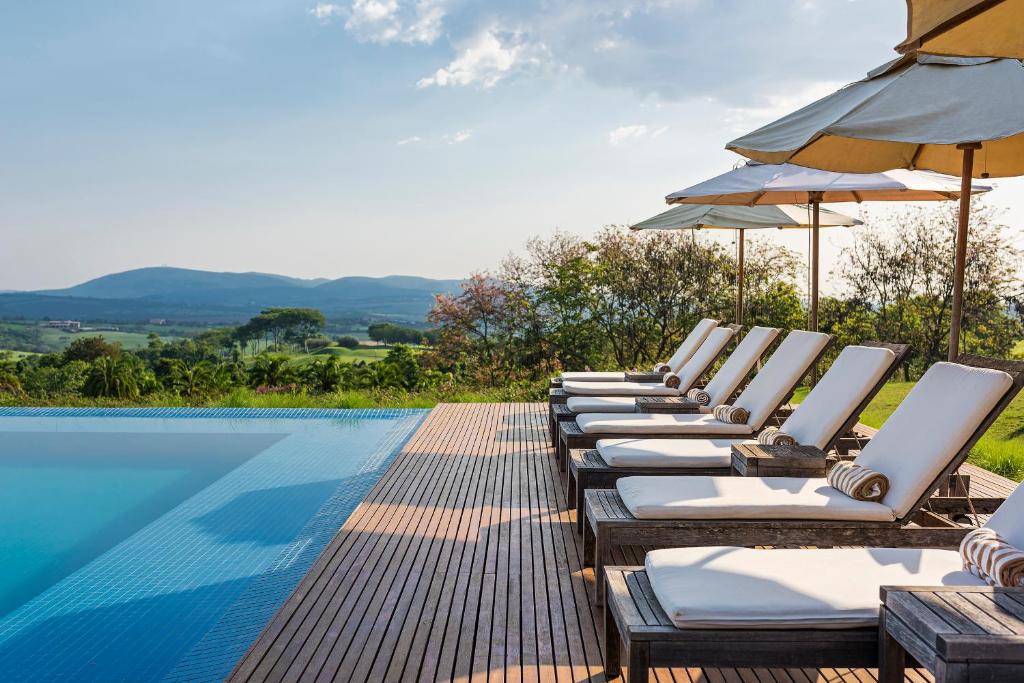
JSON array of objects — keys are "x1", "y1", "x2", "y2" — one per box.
[
  {"x1": 396, "y1": 135, "x2": 422, "y2": 145},
  {"x1": 442, "y1": 129, "x2": 473, "y2": 144},
  {"x1": 416, "y1": 29, "x2": 543, "y2": 89},
  {"x1": 332, "y1": 0, "x2": 445, "y2": 44},
  {"x1": 607, "y1": 124, "x2": 669, "y2": 145},
  {"x1": 310, "y1": 3, "x2": 345, "y2": 21}
]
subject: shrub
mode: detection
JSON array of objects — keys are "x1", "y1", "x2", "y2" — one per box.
[{"x1": 336, "y1": 336, "x2": 361, "y2": 349}]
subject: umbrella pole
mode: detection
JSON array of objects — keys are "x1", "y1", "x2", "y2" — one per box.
[
  {"x1": 948, "y1": 143, "x2": 981, "y2": 361},
  {"x1": 809, "y1": 193, "x2": 822, "y2": 386},
  {"x1": 810, "y1": 196, "x2": 821, "y2": 332},
  {"x1": 736, "y1": 228, "x2": 745, "y2": 325}
]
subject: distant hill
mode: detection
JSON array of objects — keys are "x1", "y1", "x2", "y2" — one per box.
[{"x1": 0, "y1": 267, "x2": 462, "y2": 323}]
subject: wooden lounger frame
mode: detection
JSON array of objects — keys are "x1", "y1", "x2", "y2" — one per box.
[
  {"x1": 566, "y1": 341, "x2": 911, "y2": 519},
  {"x1": 603, "y1": 566, "x2": 879, "y2": 683},
  {"x1": 556, "y1": 334, "x2": 836, "y2": 470},
  {"x1": 583, "y1": 354, "x2": 1024, "y2": 604}
]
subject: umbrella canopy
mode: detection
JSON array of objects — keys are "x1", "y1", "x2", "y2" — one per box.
[
  {"x1": 726, "y1": 52, "x2": 1020, "y2": 360},
  {"x1": 630, "y1": 203, "x2": 861, "y2": 231},
  {"x1": 630, "y1": 204, "x2": 860, "y2": 326},
  {"x1": 666, "y1": 162, "x2": 989, "y2": 206},
  {"x1": 727, "y1": 54, "x2": 1024, "y2": 178},
  {"x1": 896, "y1": 0, "x2": 1024, "y2": 59}
]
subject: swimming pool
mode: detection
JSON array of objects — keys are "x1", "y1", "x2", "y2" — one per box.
[{"x1": 0, "y1": 407, "x2": 428, "y2": 682}]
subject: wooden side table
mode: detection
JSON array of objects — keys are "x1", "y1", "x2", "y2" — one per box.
[
  {"x1": 624, "y1": 371, "x2": 666, "y2": 383},
  {"x1": 635, "y1": 396, "x2": 701, "y2": 414},
  {"x1": 730, "y1": 443, "x2": 828, "y2": 477},
  {"x1": 880, "y1": 586, "x2": 1024, "y2": 682}
]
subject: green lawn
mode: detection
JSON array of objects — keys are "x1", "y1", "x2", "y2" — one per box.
[
  {"x1": 285, "y1": 346, "x2": 390, "y2": 366},
  {"x1": 796, "y1": 381, "x2": 1024, "y2": 481},
  {"x1": 1013, "y1": 339, "x2": 1024, "y2": 359}
]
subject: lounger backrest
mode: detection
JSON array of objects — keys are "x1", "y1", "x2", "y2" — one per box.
[
  {"x1": 675, "y1": 327, "x2": 736, "y2": 390},
  {"x1": 733, "y1": 330, "x2": 832, "y2": 429},
  {"x1": 986, "y1": 482, "x2": 1024, "y2": 548},
  {"x1": 780, "y1": 345, "x2": 896, "y2": 449},
  {"x1": 665, "y1": 318, "x2": 718, "y2": 373},
  {"x1": 702, "y1": 326, "x2": 780, "y2": 407},
  {"x1": 854, "y1": 362, "x2": 1013, "y2": 519}
]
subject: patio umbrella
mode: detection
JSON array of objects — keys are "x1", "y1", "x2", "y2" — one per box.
[
  {"x1": 896, "y1": 0, "x2": 1024, "y2": 59},
  {"x1": 663, "y1": 161, "x2": 988, "y2": 331},
  {"x1": 727, "y1": 53, "x2": 1019, "y2": 359},
  {"x1": 630, "y1": 203, "x2": 861, "y2": 325}
]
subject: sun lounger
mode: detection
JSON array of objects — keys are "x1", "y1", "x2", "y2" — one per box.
[
  {"x1": 548, "y1": 325, "x2": 749, "y2": 448},
  {"x1": 562, "y1": 326, "x2": 737, "y2": 397},
  {"x1": 556, "y1": 329, "x2": 834, "y2": 469},
  {"x1": 602, "y1": 473, "x2": 1024, "y2": 681},
  {"x1": 558, "y1": 318, "x2": 718, "y2": 384},
  {"x1": 565, "y1": 342, "x2": 910, "y2": 520},
  {"x1": 583, "y1": 355, "x2": 1024, "y2": 604}
]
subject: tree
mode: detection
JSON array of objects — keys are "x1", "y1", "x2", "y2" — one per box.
[
  {"x1": 305, "y1": 356, "x2": 342, "y2": 393},
  {"x1": 63, "y1": 336, "x2": 122, "y2": 363},
  {"x1": 336, "y1": 335, "x2": 361, "y2": 349},
  {"x1": 167, "y1": 359, "x2": 215, "y2": 398}
]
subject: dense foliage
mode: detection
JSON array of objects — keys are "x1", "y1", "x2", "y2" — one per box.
[{"x1": 424, "y1": 205, "x2": 1022, "y2": 386}]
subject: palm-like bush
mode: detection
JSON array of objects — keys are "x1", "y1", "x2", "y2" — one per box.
[
  {"x1": 167, "y1": 359, "x2": 215, "y2": 397},
  {"x1": 305, "y1": 357, "x2": 341, "y2": 393},
  {"x1": 248, "y1": 354, "x2": 296, "y2": 388},
  {"x1": 85, "y1": 356, "x2": 141, "y2": 399}
]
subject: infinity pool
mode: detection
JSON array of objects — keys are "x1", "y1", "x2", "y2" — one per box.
[{"x1": 0, "y1": 407, "x2": 428, "y2": 682}]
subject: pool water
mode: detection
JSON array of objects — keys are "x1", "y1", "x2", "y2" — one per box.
[{"x1": 0, "y1": 408, "x2": 428, "y2": 682}]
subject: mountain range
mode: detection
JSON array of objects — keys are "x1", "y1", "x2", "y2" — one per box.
[{"x1": 0, "y1": 267, "x2": 463, "y2": 323}]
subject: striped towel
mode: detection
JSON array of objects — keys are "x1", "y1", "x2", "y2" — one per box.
[
  {"x1": 662, "y1": 372, "x2": 681, "y2": 389},
  {"x1": 960, "y1": 527, "x2": 1024, "y2": 587},
  {"x1": 757, "y1": 428, "x2": 797, "y2": 446},
  {"x1": 686, "y1": 388, "x2": 711, "y2": 405},
  {"x1": 827, "y1": 462, "x2": 889, "y2": 502},
  {"x1": 653, "y1": 363, "x2": 672, "y2": 373},
  {"x1": 712, "y1": 404, "x2": 749, "y2": 424}
]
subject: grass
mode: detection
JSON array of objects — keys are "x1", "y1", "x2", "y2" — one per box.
[
  {"x1": 794, "y1": 381, "x2": 1024, "y2": 481},
  {"x1": 1013, "y1": 339, "x2": 1024, "y2": 359},
  {"x1": 287, "y1": 346, "x2": 390, "y2": 366},
  {"x1": 0, "y1": 321, "x2": 183, "y2": 353}
]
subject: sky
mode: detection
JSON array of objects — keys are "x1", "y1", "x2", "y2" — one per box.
[{"x1": 2, "y1": 0, "x2": 1023, "y2": 292}]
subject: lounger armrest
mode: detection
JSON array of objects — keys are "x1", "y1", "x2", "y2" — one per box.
[
  {"x1": 635, "y1": 396, "x2": 701, "y2": 414},
  {"x1": 730, "y1": 443, "x2": 828, "y2": 477},
  {"x1": 624, "y1": 371, "x2": 666, "y2": 383}
]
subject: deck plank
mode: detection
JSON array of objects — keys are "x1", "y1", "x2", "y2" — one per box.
[{"x1": 231, "y1": 403, "x2": 1019, "y2": 682}]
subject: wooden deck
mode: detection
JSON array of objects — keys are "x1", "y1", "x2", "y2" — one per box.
[{"x1": 230, "y1": 403, "x2": 1016, "y2": 683}]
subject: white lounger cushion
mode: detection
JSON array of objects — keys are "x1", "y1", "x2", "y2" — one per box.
[
  {"x1": 560, "y1": 371, "x2": 627, "y2": 382},
  {"x1": 577, "y1": 412, "x2": 755, "y2": 436},
  {"x1": 701, "y1": 326, "x2": 780, "y2": 407},
  {"x1": 673, "y1": 327, "x2": 736, "y2": 388},
  {"x1": 733, "y1": 330, "x2": 832, "y2": 429},
  {"x1": 617, "y1": 475, "x2": 895, "y2": 521},
  {"x1": 566, "y1": 396, "x2": 637, "y2": 414},
  {"x1": 562, "y1": 380, "x2": 679, "y2": 396},
  {"x1": 663, "y1": 318, "x2": 719, "y2": 372},
  {"x1": 598, "y1": 438, "x2": 746, "y2": 468},
  {"x1": 853, "y1": 362, "x2": 1013, "y2": 518},
  {"x1": 779, "y1": 345, "x2": 896, "y2": 449},
  {"x1": 646, "y1": 546, "x2": 983, "y2": 629}
]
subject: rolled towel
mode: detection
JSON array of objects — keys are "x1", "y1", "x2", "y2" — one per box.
[
  {"x1": 757, "y1": 427, "x2": 797, "y2": 446},
  {"x1": 960, "y1": 527, "x2": 1024, "y2": 587},
  {"x1": 653, "y1": 363, "x2": 672, "y2": 373},
  {"x1": 662, "y1": 372, "x2": 681, "y2": 389},
  {"x1": 827, "y1": 462, "x2": 889, "y2": 502},
  {"x1": 686, "y1": 387, "x2": 711, "y2": 406},
  {"x1": 712, "y1": 404, "x2": 749, "y2": 424}
]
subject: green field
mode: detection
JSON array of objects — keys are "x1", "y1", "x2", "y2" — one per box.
[
  {"x1": 797, "y1": 381, "x2": 1024, "y2": 481},
  {"x1": 0, "y1": 321, "x2": 185, "y2": 354},
  {"x1": 284, "y1": 345, "x2": 390, "y2": 366}
]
